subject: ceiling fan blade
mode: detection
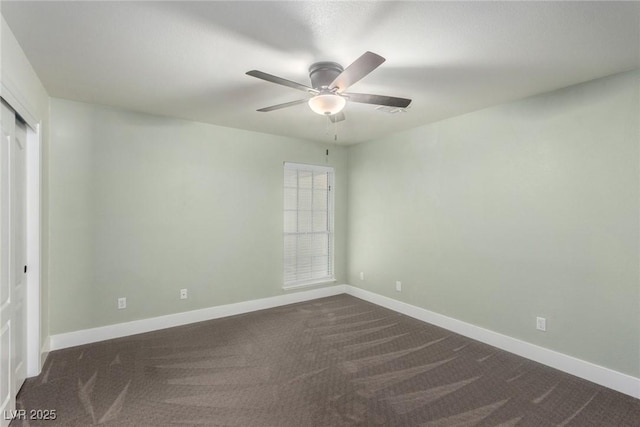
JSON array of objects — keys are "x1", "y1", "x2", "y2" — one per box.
[
  {"x1": 246, "y1": 70, "x2": 318, "y2": 94},
  {"x1": 256, "y1": 98, "x2": 309, "y2": 112},
  {"x1": 343, "y1": 92, "x2": 412, "y2": 108},
  {"x1": 329, "y1": 112, "x2": 345, "y2": 123},
  {"x1": 328, "y1": 51, "x2": 386, "y2": 92}
]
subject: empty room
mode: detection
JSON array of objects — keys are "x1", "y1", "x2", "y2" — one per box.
[{"x1": 1, "y1": 1, "x2": 639, "y2": 426}]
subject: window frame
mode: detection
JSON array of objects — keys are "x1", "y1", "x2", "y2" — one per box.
[{"x1": 282, "y1": 162, "x2": 335, "y2": 289}]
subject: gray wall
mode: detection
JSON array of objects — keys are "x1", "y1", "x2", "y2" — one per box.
[
  {"x1": 347, "y1": 70, "x2": 639, "y2": 377},
  {"x1": 49, "y1": 70, "x2": 639, "y2": 378},
  {"x1": 49, "y1": 98, "x2": 348, "y2": 334}
]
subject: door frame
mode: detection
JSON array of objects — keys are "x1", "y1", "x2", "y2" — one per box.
[{"x1": 1, "y1": 79, "x2": 43, "y2": 377}]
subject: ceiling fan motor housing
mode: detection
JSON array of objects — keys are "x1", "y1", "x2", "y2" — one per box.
[{"x1": 309, "y1": 62, "x2": 344, "y2": 90}]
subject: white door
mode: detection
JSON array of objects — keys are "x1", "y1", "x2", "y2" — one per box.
[
  {"x1": 0, "y1": 100, "x2": 28, "y2": 426},
  {"x1": 0, "y1": 100, "x2": 14, "y2": 427},
  {"x1": 12, "y1": 118, "x2": 27, "y2": 392}
]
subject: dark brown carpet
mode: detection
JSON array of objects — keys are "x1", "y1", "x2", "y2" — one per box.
[{"x1": 12, "y1": 294, "x2": 640, "y2": 426}]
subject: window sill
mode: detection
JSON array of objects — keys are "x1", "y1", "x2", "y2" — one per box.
[{"x1": 282, "y1": 279, "x2": 337, "y2": 291}]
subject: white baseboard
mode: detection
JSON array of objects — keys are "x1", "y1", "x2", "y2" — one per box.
[
  {"x1": 47, "y1": 283, "x2": 639, "y2": 399},
  {"x1": 343, "y1": 285, "x2": 640, "y2": 399},
  {"x1": 49, "y1": 284, "x2": 346, "y2": 351}
]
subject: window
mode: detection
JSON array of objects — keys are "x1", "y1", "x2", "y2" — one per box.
[{"x1": 283, "y1": 162, "x2": 334, "y2": 288}]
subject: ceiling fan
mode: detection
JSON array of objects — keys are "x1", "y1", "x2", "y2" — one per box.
[{"x1": 246, "y1": 51, "x2": 411, "y2": 123}]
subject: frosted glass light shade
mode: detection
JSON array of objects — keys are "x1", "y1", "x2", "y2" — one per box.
[{"x1": 308, "y1": 94, "x2": 346, "y2": 116}]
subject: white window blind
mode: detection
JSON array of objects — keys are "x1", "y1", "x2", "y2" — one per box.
[{"x1": 283, "y1": 162, "x2": 334, "y2": 288}]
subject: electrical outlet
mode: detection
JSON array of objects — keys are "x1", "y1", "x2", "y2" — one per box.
[
  {"x1": 360, "y1": 272, "x2": 365, "y2": 280},
  {"x1": 180, "y1": 288, "x2": 188, "y2": 300},
  {"x1": 395, "y1": 281, "x2": 402, "y2": 292},
  {"x1": 536, "y1": 316, "x2": 546, "y2": 331},
  {"x1": 118, "y1": 297, "x2": 126, "y2": 309}
]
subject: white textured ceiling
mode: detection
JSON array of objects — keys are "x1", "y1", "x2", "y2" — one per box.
[{"x1": 2, "y1": 1, "x2": 639, "y2": 144}]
